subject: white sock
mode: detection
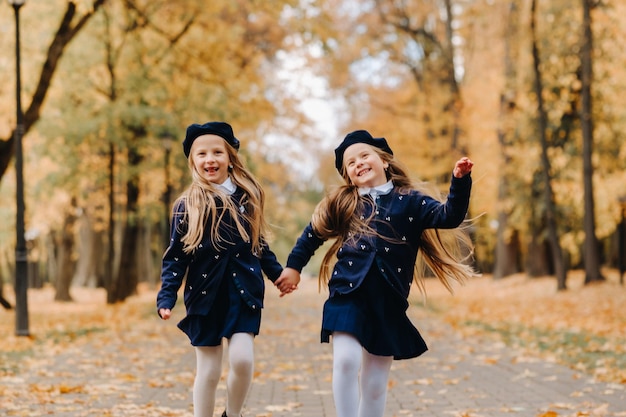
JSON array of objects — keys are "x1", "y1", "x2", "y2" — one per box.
[
  {"x1": 193, "y1": 344, "x2": 223, "y2": 417},
  {"x1": 225, "y1": 332, "x2": 254, "y2": 417}
]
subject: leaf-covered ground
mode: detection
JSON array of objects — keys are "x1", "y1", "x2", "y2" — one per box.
[
  {"x1": 0, "y1": 269, "x2": 625, "y2": 416},
  {"x1": 421, "y1": 269, "x2": 626, "y2": 384}
]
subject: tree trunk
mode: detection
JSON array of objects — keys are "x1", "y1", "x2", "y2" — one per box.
[
  {"x1": 73, "y1": 211, "x2": 106, "y2": 288},
  {"x1": 530, "y1": 0, "x2": 567, "y2": 290},
  {"x1": 580, "y1": 0, "x2": 604, "y2": 284},
  {"x1": 494, "y1": 213, "x2": 521, "y2": 279},
  {"x1": 493, "y1": 1, "x2": 522, "y2": 280},
  {"x1": 105, "y1": 140, "x2": 116, "y2": 299},
  {"x1": 108, "y1": 144, "x2": 142, "y2": 303},
  {"x1": 442, "y1": 0, "x2": 463, "y2": 153},
  {"x1": 54, "y1": 198, "x2": 78, "y2": 302},
  {"x1": 525, "y1": 235, "x2": 552, "y2": 277},
  {"x1": 137, "y1": 220, "x2": 158, "y2": 287}
]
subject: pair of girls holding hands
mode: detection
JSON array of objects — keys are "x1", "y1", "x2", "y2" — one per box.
[{"x1": 156, "y1": 121, "x2": 475, "y2": 417}]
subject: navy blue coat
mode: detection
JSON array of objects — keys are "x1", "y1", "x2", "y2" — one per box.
[
  {"x1": 286, "y1": 175, "x2": 471, "y2": 303},
  {"x1": 157, "y1": 189, "x2": 283, "y2": 316}
]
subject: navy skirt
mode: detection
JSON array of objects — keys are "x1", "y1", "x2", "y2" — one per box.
[
  {"x1": 177, "y1": 274, "x2": 261, "y2": 347},
  {"x1": 321, "y1": 267, "x2": 428, "y2": 360}
]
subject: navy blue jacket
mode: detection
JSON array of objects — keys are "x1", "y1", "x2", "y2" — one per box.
[
  {"x1": 286, "y1": 175, "x2": 471, "y2": 303},
  {"x1": 157, "y1": 189, "x2": 283, "y2": 316}
]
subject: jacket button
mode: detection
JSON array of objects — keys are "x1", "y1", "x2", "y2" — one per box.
[
  {"x1": 240, "y1": 289, "x2": 244, "y2": 294},
  {"x1": 349, "y1": 283, "x2": 353, "y2": 287}
]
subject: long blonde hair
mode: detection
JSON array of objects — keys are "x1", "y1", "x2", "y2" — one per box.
[
  {"x1": 174, "y1": 143, "x2": 269, "y2": 256},
  {"x1": 312, "y1": 148, "x2": 476, "y2": 294}
]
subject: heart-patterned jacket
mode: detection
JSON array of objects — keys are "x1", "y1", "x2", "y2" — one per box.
[
  {"x1": 286, "y1": 175, "x2": 471, "y2": 305},
  {"x1": 157, "y1": 189, "x2": 283, "y2": 317}
]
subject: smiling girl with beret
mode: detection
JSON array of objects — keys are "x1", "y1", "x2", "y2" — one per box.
[
  {"x1": 276, "y1": 129, "x2": 476, "y2": 417},
  {"x1": 157, "y1": 121, "x2": 291, "y2": 417}
]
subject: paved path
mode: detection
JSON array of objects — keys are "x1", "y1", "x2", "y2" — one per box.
[{"x1": 2, "y1": 278, "x2": 625, "y2": 416}]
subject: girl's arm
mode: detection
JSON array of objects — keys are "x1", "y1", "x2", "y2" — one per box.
[
  {"x1": 259, "y1": 239, "x2": 284, "y2": 280},
  {"x1": 157, "y1": 201, "x2": 191, "y2": 319},
  {"x1": 274, "y1": 222, "x2": 325, "y2": 295},
  {"x1": 419, "y1": 158, "x2": 473, "y2": 229}
]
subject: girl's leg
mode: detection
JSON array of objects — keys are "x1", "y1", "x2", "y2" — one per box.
[
  {"x1": 194, "y1": 345, "x2": 224, "y2": 417},
  {"x1": 332, "y1": 332, "x2": 363, "y2": 417},
  {"x1": 225, "y1": 332, "x2": 255, "y2": 417},
  {"x1": 358, "y1": 351, "x2": 393, "y2": 417}
]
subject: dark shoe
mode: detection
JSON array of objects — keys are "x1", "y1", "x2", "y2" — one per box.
[{"x1": 222, "y1": 412, "x2": 227, "y2": 417}]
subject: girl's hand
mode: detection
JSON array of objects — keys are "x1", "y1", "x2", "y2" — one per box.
[
  {"x1": 275, "y1": 267, "x2": 301, "y2": 297},
  {"x1": 453, "y1": 157, "x2": 473, "y2": 178},
  {"x1": 159, "y1": 308, "x2": 172, "y2": 320}
]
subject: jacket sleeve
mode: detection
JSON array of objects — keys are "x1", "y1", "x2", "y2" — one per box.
[
  {"x1": 156, "y1": 201, "x2": 192, "y2": 313},
  {"x1": 419, "y1": 174, "x2": 472, "y2": 229},
  {"x1": 259, "y1": 239, "x2": 284, "y2": 283},
  {"x1": 285, "y1": 222, "x2": 325, "y2": 272}
]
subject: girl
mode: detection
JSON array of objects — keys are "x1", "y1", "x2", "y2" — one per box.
[
  {"x1": 275, "y1": 129, "x2": 476, "y2": 417},
  {"x1": 157, "y1": 121, "x2": 286, "y2": 417}
]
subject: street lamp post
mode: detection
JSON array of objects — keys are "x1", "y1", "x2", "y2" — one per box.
[{"x1": 8, "y1": 0, "x2": 29, "y2": 336}]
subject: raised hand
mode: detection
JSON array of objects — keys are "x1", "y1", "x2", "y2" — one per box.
[{"x1": 453, "y1": 157, "x2": 474, "y2": 178}]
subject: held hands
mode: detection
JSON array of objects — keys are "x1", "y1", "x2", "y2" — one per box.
[
  {"x1": 275, "y1": 267, "x2": 301, "y2": 297},
  {"x1": 453, "y1": 157, "x2": 474, "y2": 178}
]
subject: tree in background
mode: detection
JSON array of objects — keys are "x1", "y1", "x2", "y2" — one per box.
[
  {"x1": 2, "y1": 0, "x2": 626, "y2": 300},
  {"x1": 0, "y1": 0, "x2": 107, "y2": 305},
  {"x1": 530, "y1": 0, "x2": 567, "y2": 290},
  {"x1": 0, "y1": 0, "x2": 107, "y2": 180},
  {"x1": 580, "y1": 0, "x2": 603, "y2": 284}
]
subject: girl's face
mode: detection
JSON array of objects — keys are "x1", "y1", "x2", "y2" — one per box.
[
  {"x1": 342, "y1": 143, "x2": 389, "y2": 188},
  {"x1": 190, "y1": 134, "x2": 231, "y2": 185}
]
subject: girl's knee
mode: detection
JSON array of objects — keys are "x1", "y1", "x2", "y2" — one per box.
[
  {"x1": 334, "y1": 352, "x2": 360, "y2": 376},
  {"x1": 195, "y1": 368, "x2": 221, "y2": 390},
  {"x1": 361, "y1": 378, "x2": 387, "y2": 399},
  {"x1": 230, "y1": 354, "x2": 253, "y2": 376}
]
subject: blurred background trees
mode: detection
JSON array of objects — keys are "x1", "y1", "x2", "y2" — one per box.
[{"x1": 1, "y1": 0, "x2": 625, "y2": 304}]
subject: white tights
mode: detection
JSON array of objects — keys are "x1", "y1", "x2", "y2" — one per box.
[
  {"x1": 332, "y1": 332, "x2": 393, "y2": 417},
  {"x1": 193, "y1": 332, "x2": 254, "y2": 417}
]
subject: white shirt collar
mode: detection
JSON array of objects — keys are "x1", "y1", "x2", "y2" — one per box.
[
  {"x1": 358, "y1": 180, "x2": 393, "y2": 197},
  {"x1": 214, "y1": 176, "x2": 236, "y2": 195}
]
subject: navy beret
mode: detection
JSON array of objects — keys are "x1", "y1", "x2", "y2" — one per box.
[
  {"x1": 334, "y1": 130, "x2": 393, "y2": 172},
  {"x1": 183, "y1": 121, "x2": 240, "y2": 157}
]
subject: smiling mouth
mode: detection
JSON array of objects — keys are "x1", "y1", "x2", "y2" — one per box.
[{"x1": 357, "y1": 168, "x2": 370, "y2": 177}]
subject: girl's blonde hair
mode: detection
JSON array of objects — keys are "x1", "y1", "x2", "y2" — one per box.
[
  {"x1": 312, "y1": 147, "x2": 476, "y2": 294},
  {"x1": 174, "y1": 142, "x2": 269, "y2": 256}
]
